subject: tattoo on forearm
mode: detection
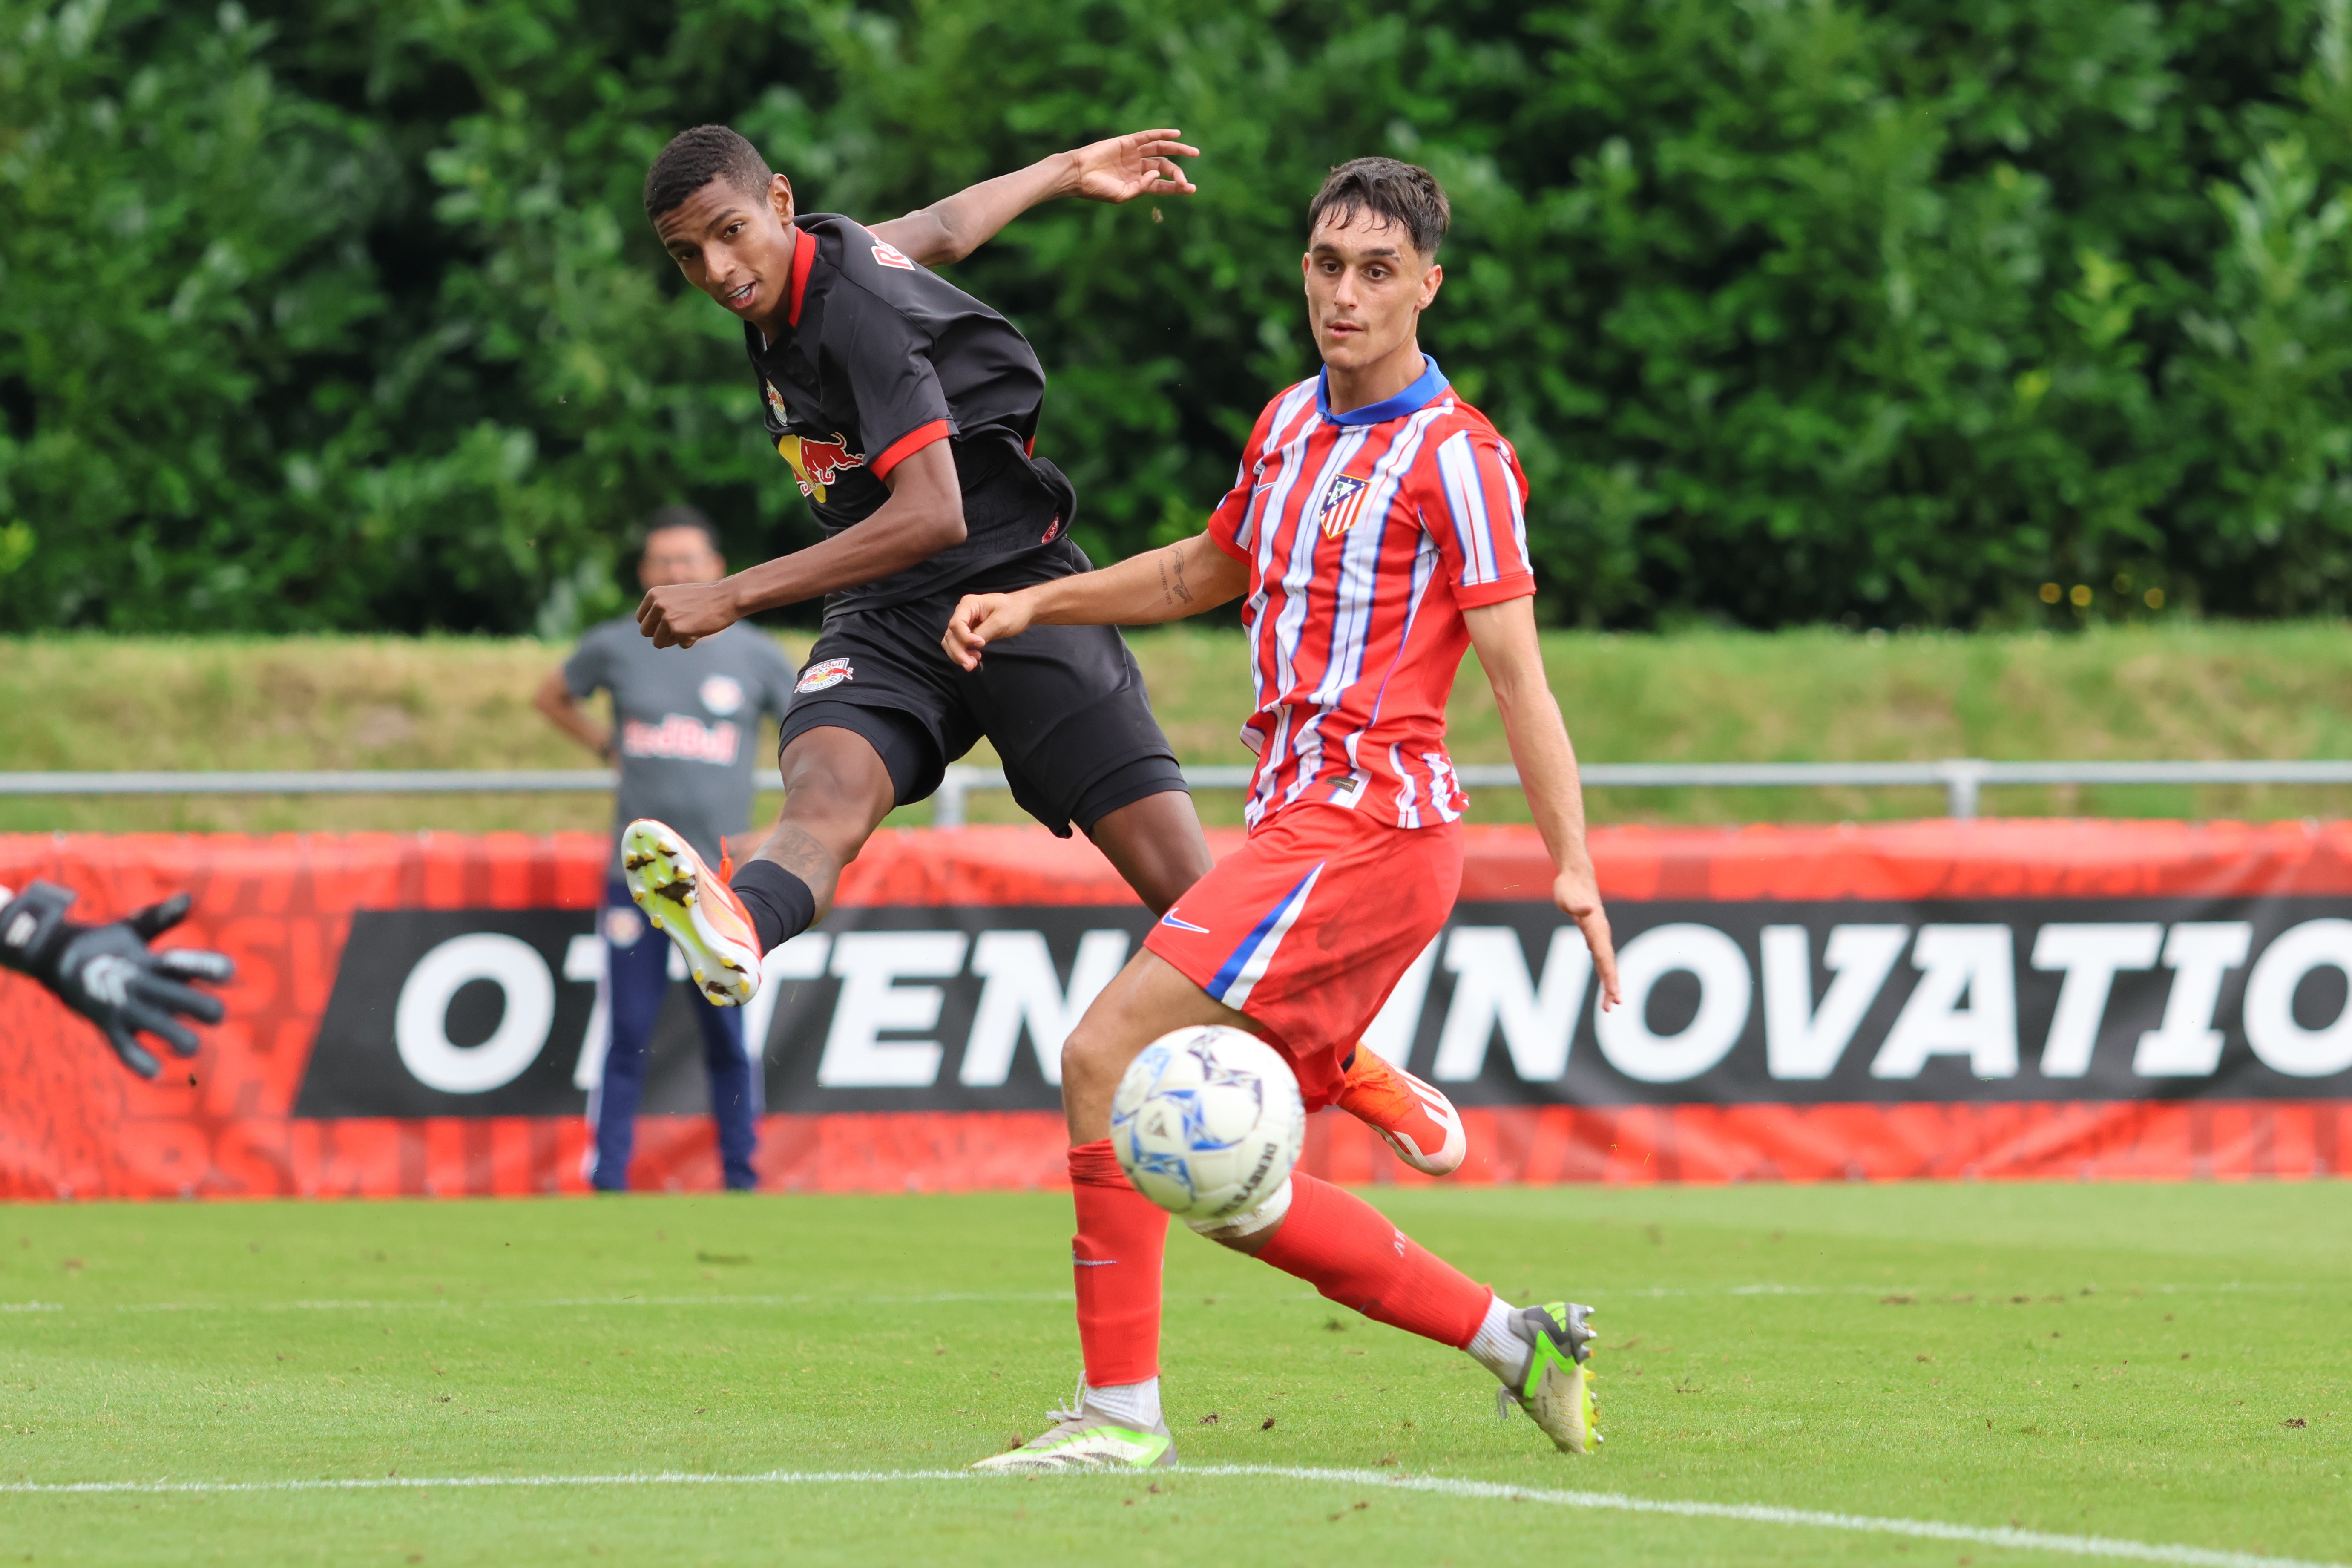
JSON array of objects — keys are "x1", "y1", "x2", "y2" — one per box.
[{"x1": 1158, "y1": 544, "x2": 1194, "y2": 607}]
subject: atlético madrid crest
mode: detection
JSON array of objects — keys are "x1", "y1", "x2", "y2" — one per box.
[{"x1": 1319, "y1": 474, "x2": 1371, "y2": 539}]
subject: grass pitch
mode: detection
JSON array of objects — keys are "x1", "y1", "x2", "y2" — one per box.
[{"x1": 3, "y1": 1182, "x2": 2346, "y2": 1566}]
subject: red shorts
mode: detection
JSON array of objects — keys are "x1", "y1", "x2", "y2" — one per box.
[{"x1": 1144, "y1": 805, "x2": 1463, "y2": 1111}]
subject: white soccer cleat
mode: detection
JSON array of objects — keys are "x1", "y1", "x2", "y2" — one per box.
[
  {"x1": 972, "y1": 1389, "x2": 1176, "y2": 1473},
  {"x1": 1497, "y1": 1302, "x2": 1601, "y2": 1456},
  {"x1": 619, "y1": 819, "x2": 762, "y2": 1007}
]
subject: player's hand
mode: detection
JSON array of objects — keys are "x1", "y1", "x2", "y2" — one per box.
[
  {"x1": 637, "y1": 581, "x2": 742, "y2": 649},
  {"x1": 1552, "y1": 862, "x2": 1621, "y2": 1011},
  {"x1": 940, "y1": 591, "x2": 1035, "y2": 670},
  {"x1": 0, "y1": 884, "x2": 235, "y2": 1079},
  {"x1": 1064, "y1": 129, "x2": 1199, "y2": 204}
]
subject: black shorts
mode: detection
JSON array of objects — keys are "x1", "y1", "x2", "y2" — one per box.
[{"x1": 776, "y1": 590, "x2": 1186, "y2": 837}]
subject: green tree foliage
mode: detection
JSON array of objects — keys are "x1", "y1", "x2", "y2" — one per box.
[{"x1": 9, "y1": 0, "x2": 2352, "y2": 631}]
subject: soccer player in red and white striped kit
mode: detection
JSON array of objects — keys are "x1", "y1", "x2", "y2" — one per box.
[{"x1": 943, "y1": 158, "x2": 1624, "y2": 1468}]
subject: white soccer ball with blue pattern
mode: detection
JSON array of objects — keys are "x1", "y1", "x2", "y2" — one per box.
[{"x1": 1110, "y1": 1025, "x2": 1305, "y2": 1222}]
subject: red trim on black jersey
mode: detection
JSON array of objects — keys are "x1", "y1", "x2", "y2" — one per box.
[
  {"x1": 870, "y1": 419, "x2": 950, "y2": 478},
  {"x1": 786, "y1": 225, "x2": 817, "y2": 328}
]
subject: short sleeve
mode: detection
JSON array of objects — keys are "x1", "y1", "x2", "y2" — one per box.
[
  {"x1": 1205, "y1": 401, "x2": 1282, "y2": 564},
  {"x1": 562, "y1": 627, "x2": 613, "y2": 700},
  {"x1": 839, "y1": 298, "x2": 953, "y2": 479},
  {"x1": 1426, "y1": 429, "x2": 1536, "y2": 607}
]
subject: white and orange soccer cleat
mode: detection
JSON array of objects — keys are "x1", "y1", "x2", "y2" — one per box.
[
  {"x1": 1331, "y1": 1048, "x2": 1466, "y2": 1177},
  {"x1": 620, "y1": 819, "x2": 762, "y2": 1007}
]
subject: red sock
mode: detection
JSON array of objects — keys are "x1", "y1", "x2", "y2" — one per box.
[
  {"x1": 1255, "y1": 1173, "x2": 1492, "y2": 1349},
  {"x1": 1068, "y1": 1139, "x2": 1168, "y2": 1386}
]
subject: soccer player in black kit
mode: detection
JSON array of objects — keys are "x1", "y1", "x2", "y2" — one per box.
[{"x1": 621, "y1": 127, "x2": 1217, "y2": 998}]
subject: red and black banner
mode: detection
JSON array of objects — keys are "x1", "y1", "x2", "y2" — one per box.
[{"x1": 3, "y1": 821, "x2": 2348, "y2": 1200}]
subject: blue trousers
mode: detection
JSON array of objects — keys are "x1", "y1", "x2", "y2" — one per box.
[{"x1": 589, "y1": 881, "x2": 760, "y2": 1191}]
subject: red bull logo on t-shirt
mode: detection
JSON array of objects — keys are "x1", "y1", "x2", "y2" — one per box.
[
  {"x1": 620, "y1": 715, "x2": 741, "y2": 765},
  {"x1": 776, "y1": 432, "x2": 865, "y2": 502}
]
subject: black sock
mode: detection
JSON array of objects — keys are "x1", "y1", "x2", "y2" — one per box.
[{"x1": 730, "y1": 860, "x2": 816, "y2": 954}]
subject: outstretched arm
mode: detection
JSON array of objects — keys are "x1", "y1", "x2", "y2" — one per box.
[
  {"x1": 941, "y1": 530, "x2": 1245, "y2": 670},
  {"x1": 868, "y1": 129, "x2": 1199, "y2": 268},
  {"x1": 1464, "y1": 597, "x2": 1622, "y2": 1009}
]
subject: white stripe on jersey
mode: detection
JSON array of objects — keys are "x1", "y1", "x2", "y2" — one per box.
[
  {"x1": 1495, "y1": 437, "x2": 1533, "y2": 568},
  {"x1": 1255, "y1": 426, "x2": 1368, "y2": 825},
  {"x1": 1420, "y1": 751, "x2": 1464, "y2": 824},
  {"x1": 1279, "y1": 403, "x2": 1455, "y2": 815},
  {"x1": 1308, "y1": 402, "x2": 1450, "y2": 708},
  {"x1": 1435, "y1": 432, "x2": 1498, "y2": 585},
  {"x1": 1369, "y1": 536, "x2": 1444, "y2": 829},
  {"x1": 1390, "y1": 741, "x2": 1421, "y2": 830}
]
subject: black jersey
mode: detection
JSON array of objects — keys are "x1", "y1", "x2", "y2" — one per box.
[{"x1": 745, "y1": 213, "x2": 1081, "y2": 611}]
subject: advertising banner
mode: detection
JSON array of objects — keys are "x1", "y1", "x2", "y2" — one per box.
[{"x1": 3, "y1": 821, "x2": 2348, "y2": 1200}]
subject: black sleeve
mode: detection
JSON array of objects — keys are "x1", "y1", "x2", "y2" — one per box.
[{"x1": 834, "y1": 290, "x2": 954, "y2": 480}]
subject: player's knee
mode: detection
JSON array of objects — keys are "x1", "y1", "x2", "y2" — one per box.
[
  {"x1": 778, "y1": 739, "x2": 894, "y2": 825},
  {"x1": 1059, "y1": 1018, "x2": 1117, "y2": 1093}
]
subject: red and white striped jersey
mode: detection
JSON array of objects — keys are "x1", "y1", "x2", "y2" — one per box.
[{"x1": 1206, "y1": 356, "x2": 1536, "y2": 832}]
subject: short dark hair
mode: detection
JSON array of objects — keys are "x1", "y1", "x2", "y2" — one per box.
[
  {"x1": 640, "y1": 504, "x2": 721, "y2": 555},
  {"x1": 644, "y1": 126, "x2": 774, "y2": 219},
  {"x1": 1306, "y1": 158, "x2": 1450, "y2": 258}
]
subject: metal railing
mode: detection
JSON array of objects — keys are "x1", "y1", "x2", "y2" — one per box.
[
  {"x1": 929, "y1": 758, "x2": 2352, "y2": 826},
  {"x1": 8, "y1": 760, "x2": 2342, "y2": 824}
]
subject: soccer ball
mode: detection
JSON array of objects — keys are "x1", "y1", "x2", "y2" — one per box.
[{"x1": 1110, "y1": 1025, "x2": 1305, "y2": 1223}]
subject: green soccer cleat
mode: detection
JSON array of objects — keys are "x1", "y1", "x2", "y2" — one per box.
[
  {"x1": 1498, "y1": 1301, "x2": 1600, "y2": 1455},
  {"x1": 972, "y1": 1389, "x2": 1177, "y2": 1473}
]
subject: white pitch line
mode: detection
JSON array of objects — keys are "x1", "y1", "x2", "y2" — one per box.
[{"x1": 0, "y1": 1464, "x2": 2334, "y2": 1568}]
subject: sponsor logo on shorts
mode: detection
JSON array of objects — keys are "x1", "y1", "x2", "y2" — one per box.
[
  {"x1": 699, "y1": 675, "x2": 745, "y2": 716},
  {"x1": 871, "y1": 241, "x2": 917, "y2": 271},
  {"x1": 1159, "y1": 911, "x2": 1211, "y2": 934},
  {"x1": 603, "y1": 906, "x2": 645, "y2": 948},
  {"x1": 776, "y1": 433, "x2": 865, "y2": 502},
  {"x1": 797, "y1": 657, "x2": 854, "y2": 693},
  {"x1": 1319, "y1": 474, "x2": 1372, "y2": 539},
  {"x1": 620, "y1": 715, "x2": 741, "y2": 765}
]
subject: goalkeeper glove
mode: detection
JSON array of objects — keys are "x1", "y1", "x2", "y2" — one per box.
[{"x1": 0, "y1": 882, "x2": 236, "y2": 1078}]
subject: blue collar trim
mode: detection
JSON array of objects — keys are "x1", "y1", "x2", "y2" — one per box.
[{"x1": 1317, "y1": 354, "x2": 1448, "y2": 426}]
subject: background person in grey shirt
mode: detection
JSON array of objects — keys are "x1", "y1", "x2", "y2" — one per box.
[{"x1": 536, "y1": 507, "x2": 797, "y2": 1191}]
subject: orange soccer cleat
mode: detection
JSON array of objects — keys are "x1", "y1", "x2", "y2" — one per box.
[
  {"x1": 1332, "y1": 1048, "x2": 1466, "y2": 1177},
  {"x1": 620, "y1": 819, "x2": 763, "y2": 1007}
]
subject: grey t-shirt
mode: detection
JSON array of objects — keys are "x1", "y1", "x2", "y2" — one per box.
[{"x1": 563, "y1": 619, "x2": 799, "y2": 878}]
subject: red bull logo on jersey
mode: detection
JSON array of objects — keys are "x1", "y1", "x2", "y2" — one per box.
[
  {"x1": 777, "y1": 432, "x2": 865, "y2": 502},
  {"x1": 620, "y1": 715, "x2": 742, "y2": 765},
  {"x1": 1319, "y1": 474, "x2": 1372, "y2": 539}
]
